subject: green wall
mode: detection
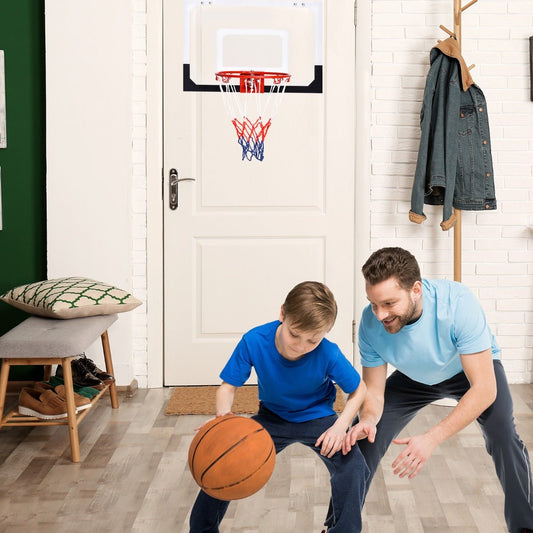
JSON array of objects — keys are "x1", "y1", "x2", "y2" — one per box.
[{"x1": 0, "y1": 1, "x2": 46, "y2": 378}]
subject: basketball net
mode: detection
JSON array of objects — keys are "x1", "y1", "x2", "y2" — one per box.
[{"x1": 215, "y1": 71, "x2": 291, "y2": 162}]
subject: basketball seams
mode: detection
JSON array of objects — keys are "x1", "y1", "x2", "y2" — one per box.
[
  {"x1": 188, "y1": 415, "x2": 276, "y2": 500},
  {"x1": 190, "y1": 416, "x2": 237, "y2": 471},
  {"x1": 199, "y1": 428, "x2": 272, "y2": 490}
]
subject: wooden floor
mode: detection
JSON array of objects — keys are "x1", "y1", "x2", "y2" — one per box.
[{"x1": 0, "y1": 384, "x2": 531, "y2": 533}]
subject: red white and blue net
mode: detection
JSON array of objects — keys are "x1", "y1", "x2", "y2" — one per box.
[{"x1": 215, "y1": 71, "x2": 290, "y2": 162}]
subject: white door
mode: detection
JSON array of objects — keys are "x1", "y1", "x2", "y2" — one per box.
[{"x1": 163, "y1": 0, "x2": 356, "y2": 385}]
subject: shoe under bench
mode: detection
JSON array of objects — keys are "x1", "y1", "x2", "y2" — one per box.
[{"x1": 0, "y1": 314, "x2": 119, "y2": 462}]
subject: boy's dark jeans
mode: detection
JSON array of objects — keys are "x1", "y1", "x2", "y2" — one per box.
[
  {"x1": 190, "y1": 405, "x2": 369, "y2": 533},
  {"x1": 358, "y1": 361, "x2": 533, "y2": 533}
]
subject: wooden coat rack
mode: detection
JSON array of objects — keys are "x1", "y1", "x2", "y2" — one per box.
[{"x1": 439, "y1": 0, "x2": 478, "y2": 282}]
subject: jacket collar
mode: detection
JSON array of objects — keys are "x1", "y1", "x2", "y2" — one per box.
[{"x1": 432, "y1": 37, "x2": 473, "y2": 91}]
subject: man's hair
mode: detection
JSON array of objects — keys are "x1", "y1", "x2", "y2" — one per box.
[
  {"x1": 362, "y1": 247, "x2": 421, "y2": 290},
  {"x1": 282, "y1": 281, "x2": 337, "y2": 332}
]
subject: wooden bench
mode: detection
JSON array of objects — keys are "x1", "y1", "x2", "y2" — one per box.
[{"x1": 0, "y1": 314, "x2": 119, "y2": 462}]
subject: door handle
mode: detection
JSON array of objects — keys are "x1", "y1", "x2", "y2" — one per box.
[{"x1": 169, "y1": 168, "x2": 196, "y2": 210}]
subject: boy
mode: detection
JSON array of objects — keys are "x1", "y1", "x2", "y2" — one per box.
[{"x1": 190, "y1": 281, "x2": 369, "y2": 533}]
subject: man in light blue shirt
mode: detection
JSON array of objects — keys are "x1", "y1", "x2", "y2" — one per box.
[{"x1": 343, "y1": 247, "x2": 533, "y2": 533}]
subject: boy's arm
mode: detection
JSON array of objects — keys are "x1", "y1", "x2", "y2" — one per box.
[
  {"x1": 216, "y1": 381, "x2": 238, "y2": 416},
  {"x1": 336, "y1": 379, "x2": 367, "y2": 431},
  {"x1": 315, "y1": 379, "x2": 367, "y2": 458}
]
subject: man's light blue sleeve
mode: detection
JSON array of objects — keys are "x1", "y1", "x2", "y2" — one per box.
[
  {"x1": 358, "y1": 307, "x2": 386, "y2": 368},
  {"x1": 453, "y1": 288, "x2": 493, "y2": 355}
]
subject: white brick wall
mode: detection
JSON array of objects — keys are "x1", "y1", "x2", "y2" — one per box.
[
  {"x1": 370, "y1": 0, "x2": 533, "y2": 383},
  {"x1": 131, "y1": 0, "x2": 533, "y2": 386}
]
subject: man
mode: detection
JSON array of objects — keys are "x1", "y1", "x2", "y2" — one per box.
[{"x1": 344, "y1": 247, "x2": 533, "y2": 533}]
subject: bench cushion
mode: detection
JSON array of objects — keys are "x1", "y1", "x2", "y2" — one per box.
[{"x1": 0, "y1": 314, "x2": 118, "y2": 358}]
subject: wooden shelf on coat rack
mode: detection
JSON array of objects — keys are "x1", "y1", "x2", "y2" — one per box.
[{"x1": 439, "y1": 0, "x2": 478, "y2": 282}]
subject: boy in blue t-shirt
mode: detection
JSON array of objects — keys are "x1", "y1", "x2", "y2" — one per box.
[
  {"x1": 190, "y1": 281, "x2": 369, "y2": 533},
  {"x1": 343, "y1": 247, "x2": 533, "y2": 533}
]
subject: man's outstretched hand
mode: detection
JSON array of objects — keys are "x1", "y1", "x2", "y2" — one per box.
[{"x1": 391, "y1": 433, "x2": 439, "y2": 479}]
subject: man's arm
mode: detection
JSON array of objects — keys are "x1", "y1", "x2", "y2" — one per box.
[
  {"x1": 342, "y1": 364, "x2": 387, "y2": 454},
  {"x1": 392, "y1": 348, "x2": 496, "y2": 479}
]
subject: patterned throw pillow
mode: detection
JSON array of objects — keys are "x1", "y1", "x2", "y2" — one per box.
[{"x1": 0, "y1": 277, "x2": 142, "y2": 319}]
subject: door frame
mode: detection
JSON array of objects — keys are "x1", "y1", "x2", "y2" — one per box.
[{"x1": 145, "y1": 0, "x2": 371, "y2": 387}]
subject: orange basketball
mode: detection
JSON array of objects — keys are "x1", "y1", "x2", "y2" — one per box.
[{"x1": 188, "y1": 414, "x2": 276, "y2": 501}]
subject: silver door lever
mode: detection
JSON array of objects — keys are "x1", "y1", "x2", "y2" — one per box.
[{"x1": 169, "y1": 168, "x2": 196, "y2": 210}]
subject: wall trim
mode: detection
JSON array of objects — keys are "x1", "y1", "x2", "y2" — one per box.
[
  {"x1": 353, "y1": 0, "x2": 372, "y2": 365},
  {"x1": 146, "y1": 0, "x2": 164, "y2": 388}
]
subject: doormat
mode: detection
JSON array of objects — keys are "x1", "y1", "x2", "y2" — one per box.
[{"x1": 165, "y1": 385, "x2": 346, "y2": 416}]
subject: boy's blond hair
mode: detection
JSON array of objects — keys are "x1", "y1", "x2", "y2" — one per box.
[{"x1": 282, "y1": 281, "x2": 337, "y2": 332}]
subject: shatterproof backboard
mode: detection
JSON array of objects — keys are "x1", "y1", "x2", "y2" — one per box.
[{"x1": 182, "y1": 0, "x2": 323, "y2": 93}]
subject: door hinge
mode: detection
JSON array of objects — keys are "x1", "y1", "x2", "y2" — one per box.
[
  {"x1": 352, "y1": 319, "x2": 356, "y2": 343},
  {"x1": 354, "y1": 0, "x2": 357, "y2": 27}
]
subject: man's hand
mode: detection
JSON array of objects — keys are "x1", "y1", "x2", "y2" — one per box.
[
  {"x1": 342, "y1": 419, "x2": 377, "y2": 455},
  {"x1": 391, "y1": 433, "x2": 439, "y2": 479}
]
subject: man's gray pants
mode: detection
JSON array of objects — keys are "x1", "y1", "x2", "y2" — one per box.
[{"x1": 358, "y1": 361, "x2": 533, "y2": 533}]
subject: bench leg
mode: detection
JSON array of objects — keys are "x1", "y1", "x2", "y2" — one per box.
[
  {"x1": 61, "y1": 357, "x2": 81, "y2": 463},
  {"x1": 101, "y1": 330, "x2": 119, "y2": 409},
  {"x1": 0, "y1": 360, "x2": 11, "y2": 423}
]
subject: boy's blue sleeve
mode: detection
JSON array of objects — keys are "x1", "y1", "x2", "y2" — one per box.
[
  {"x1": 324, "y1": 339, "x2": 361, "y2": 393},
  {"x1": 219, "y1": 337, "x2": 253, "y2": 386},
  {"x1": 330, "y1": 352, "x2": 361, "y2": 394}
]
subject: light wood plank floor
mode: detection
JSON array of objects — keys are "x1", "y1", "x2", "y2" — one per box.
[{"x1": 0, "y1": 384, "x2": 531, "y2": 533}]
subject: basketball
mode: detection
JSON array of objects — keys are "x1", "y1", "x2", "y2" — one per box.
[{"x1": 188, "y1": 414, "x2": 276, "y2": 501}]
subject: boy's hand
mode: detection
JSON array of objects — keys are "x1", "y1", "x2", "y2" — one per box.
[
  {"x1": 193, "y1": 412, "x2": 233, "y2": 432},
  {"x1": 315, "y1": 424, "x2": 347, "y2": 458}
]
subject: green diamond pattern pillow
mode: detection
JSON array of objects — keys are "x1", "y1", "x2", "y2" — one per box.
[{"x1": 0, "y1": 277, "x2": 142, "y2": 319}]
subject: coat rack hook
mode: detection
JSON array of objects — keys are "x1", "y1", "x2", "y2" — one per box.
[
  {"x1": 439, "y1": 24, "x2": 455, "y2": 38},
  {"x1": 461, "y1": 0, "x2": 478, "y2": 12}
]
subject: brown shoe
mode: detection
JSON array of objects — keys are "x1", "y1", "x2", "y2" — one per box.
[
  {"x1": 18, "y1": 388, "x2": 68, "y2": 420},
  {"x1": 34, "y1": 382, "x2": 91, "y2": 411}
]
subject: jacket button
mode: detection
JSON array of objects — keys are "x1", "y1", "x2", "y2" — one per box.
[
  {"x1": 483, "y1": 140, "x2": 488, "y2": 145},
  {"x1": 485, "y1": 204, "x2": 490, "y2": 209},
  {"x1": 486, "y1": 172, "x2": 491, "y2": 178},
  {"x1": 479, "y1": 107, "x2": 484, "y2": 112}
]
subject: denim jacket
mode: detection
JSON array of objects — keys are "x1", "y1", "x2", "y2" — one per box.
[{"x1": 409, "y1": 38, "x2": 497, "y2": 231}]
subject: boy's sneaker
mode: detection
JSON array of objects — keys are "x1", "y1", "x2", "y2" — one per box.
[
  {"x1": 18, "y1": 387, "x2": 68, "y2": 420},
  {"x1": 34, "y1": 382, "x2": 91, "y2": 411}
]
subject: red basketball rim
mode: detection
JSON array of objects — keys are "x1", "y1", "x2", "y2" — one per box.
[{"x1": 215, "y1": 70, "x2": 291, "y2": 93}]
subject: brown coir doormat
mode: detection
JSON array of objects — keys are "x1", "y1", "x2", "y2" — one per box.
[{"x1": 165, "y1": 385, "x2": 346, "y2": 415}]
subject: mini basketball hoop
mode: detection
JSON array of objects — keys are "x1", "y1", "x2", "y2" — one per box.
[{"x1": 215, "y1": 70, "x2": 291, "y2": 162}]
